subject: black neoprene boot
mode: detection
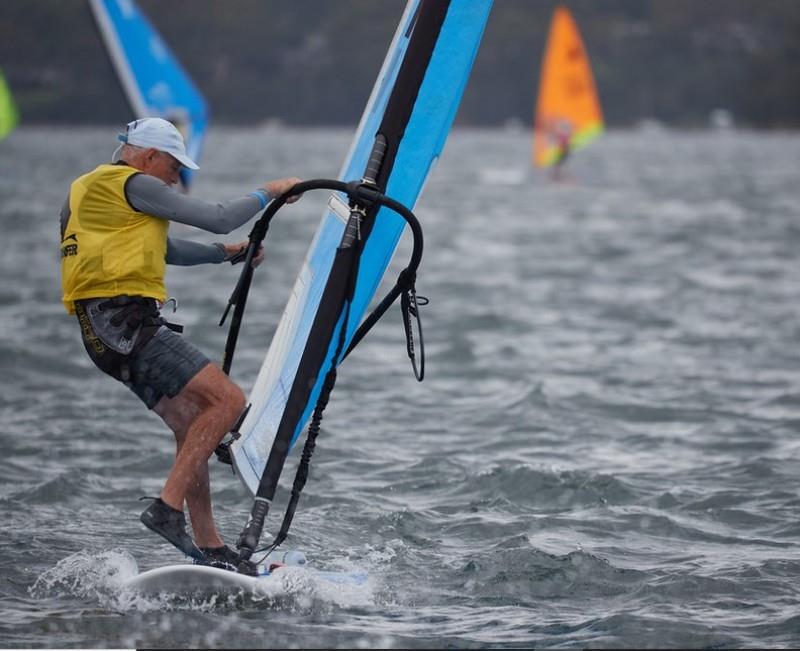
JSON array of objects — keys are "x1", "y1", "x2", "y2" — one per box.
[
  {"x1": 197, "y1": 545, "x2": 240, "y2": 571},
  {"x1": 140, "y1": 497, "x2": 204, "y2": 561}
]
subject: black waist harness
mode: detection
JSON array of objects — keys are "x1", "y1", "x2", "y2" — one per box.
[
  {"x1": 96, "y1": 295, "x2": 183, "y2": 341},
  {"x1": 75, "y1": 295, "x2": 184, "y2": 385}
]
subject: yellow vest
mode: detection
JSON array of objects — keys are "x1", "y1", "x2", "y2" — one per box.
[{"x1": 61, "y1": 164, "x2": 169, "y2": 314}]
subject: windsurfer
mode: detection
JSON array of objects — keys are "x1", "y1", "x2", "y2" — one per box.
[
  {"x1": 550, "y1": 119, "x2": 572, "y2": 181},
  {"x1": 59, "y1": 117, "x2": 302, "y2": 565}
]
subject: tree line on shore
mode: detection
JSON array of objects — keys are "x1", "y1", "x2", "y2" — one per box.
[{"x1": 1, "y1": 0, "x2": 797, "y2": 128}]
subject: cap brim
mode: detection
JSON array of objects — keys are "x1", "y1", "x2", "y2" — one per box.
[{"x1": 172, "y1": 152, "x2": 199, "y2": 171}]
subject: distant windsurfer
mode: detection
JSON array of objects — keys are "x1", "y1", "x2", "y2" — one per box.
[
  {"x1": 550, "y1": 119, "x2": 572, "y2": 182},
  {"x1": 59, "y1": 117, "x2": 302, "y2": 566}
]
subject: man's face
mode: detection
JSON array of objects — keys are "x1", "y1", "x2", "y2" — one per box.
[{"x1": 142, "y1": 148, "x2": 183, "y2": 186}]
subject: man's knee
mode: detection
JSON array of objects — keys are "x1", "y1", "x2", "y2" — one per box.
[
  {"x1": 188, "y1": 365, "x2": 245, "y2": 415},
  {"x1": 204, "y1": 369, "x2": 245, "y2": 420},
  {"x1": 213, "y1": 381, "x2": 245, "y2": 436},
  {"x1": 223, "y1": 381, "x2": 246, "y2": 418}
]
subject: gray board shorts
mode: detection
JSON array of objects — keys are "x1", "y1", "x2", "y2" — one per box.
[{"x1": 74, "y1": 297, "x2": 210, "y2": 409}]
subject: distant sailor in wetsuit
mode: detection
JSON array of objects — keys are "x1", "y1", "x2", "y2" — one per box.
[
  {"x1": 550, "y1": 119, "x2": 573, "y2": 182},
  {"x1": 59, "y1": 117, "x2": 303, "y2": 567}
]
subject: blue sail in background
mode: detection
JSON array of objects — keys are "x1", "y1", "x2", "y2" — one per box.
[
  {"x1": 231, "y1": 0, "x2": 493, "y2": 495},
  {"x1": 88, "y1": 0, "x2": 209, "y2": 189}
]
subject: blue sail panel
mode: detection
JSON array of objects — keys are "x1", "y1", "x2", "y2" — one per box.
[
  {"x1": 89, "y1": 0, "x2": 208, "y2": 187},
  {"x1": 232, "y1": 0, "x2": 492, "y2": 494}
]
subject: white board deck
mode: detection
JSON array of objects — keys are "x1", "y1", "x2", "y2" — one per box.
[
  {"x1": 126, "y1": 563, "x2": 262, "y2": 593},
  {"x1": 124, "y1": 561, "x2": 368, "y2": 595}
]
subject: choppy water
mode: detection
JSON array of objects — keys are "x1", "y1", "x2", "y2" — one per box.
[{"x1": 1, "y1": 125, "x2": 800, "y2": 649}]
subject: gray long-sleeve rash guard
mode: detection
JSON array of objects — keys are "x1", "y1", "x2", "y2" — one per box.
[{"x1": 59, "y1": 166, "x2": 271, "y2": 266}]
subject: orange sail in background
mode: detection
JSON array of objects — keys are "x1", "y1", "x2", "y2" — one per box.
[{"x1": 533, "y1": 6, "x2": 604, "y2": 167}]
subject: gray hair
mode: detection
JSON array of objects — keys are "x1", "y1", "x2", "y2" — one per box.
[{"x1": 111, "y1": 142, "x2": 146, "y2": 164}]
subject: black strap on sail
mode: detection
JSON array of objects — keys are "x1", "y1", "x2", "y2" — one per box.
[
  {"x1": 218, "y1": 199, "x2": 280, "y2": 374},
  {"x1": 230, "y1": 0, "x2": 449, "y2": 575},
  {"x1": 214, "y1": 198, "x2": 279, "y2": 466},
  {"x1": 341, "y1": 264, "x2": 427, "y2": 381}
]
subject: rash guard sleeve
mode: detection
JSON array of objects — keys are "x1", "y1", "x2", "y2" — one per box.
[
  {"x1": 125, "y1": 173, "x2": 269, "y2": 235},
  {"x1": 166, "y1": 237, "x2": 227, "y2": 266}
]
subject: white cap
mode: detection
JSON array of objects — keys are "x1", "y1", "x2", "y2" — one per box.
[{"x1": 111, "y1": 117, "x2": 199, "y2": 170}]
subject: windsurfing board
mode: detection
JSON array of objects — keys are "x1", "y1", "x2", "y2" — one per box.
[
  {"x1": 126, "y1": 563, "x2": 267, "y2": 594},
  {"x1": 124, "y1": 554, "x2": 367, "y2": 595}
]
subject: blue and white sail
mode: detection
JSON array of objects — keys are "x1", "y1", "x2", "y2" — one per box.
[
  {"x1": 231, "y1": 0, "x2": 492, "y2": 497},
  {"x1": 88, "y1": 0, "x2": 208, "y2": 188}
]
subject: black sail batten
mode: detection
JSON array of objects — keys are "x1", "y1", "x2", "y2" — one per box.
[
  {"x1": 372, "y1": 0, "x2": 449, "y2": 192},
  {"x1": 233, "y1": 1, "x2": 449, "y2": 573}
]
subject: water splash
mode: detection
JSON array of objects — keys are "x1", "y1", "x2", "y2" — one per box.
[
  {"x1": 28, "y1": 548, "x2": 161, "y2": 611},
  {"x1": 29, "y1": 547, "x2": 372, "y2": 613}
]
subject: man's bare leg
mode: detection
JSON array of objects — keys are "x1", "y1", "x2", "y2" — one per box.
[
  {"x1": 153, "y1": 363, "x2": 245, "y2": 548},
  {"x1": 155, "y1": 397, "x2": 224, "y2": 547}
]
